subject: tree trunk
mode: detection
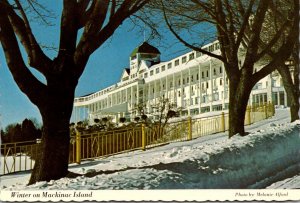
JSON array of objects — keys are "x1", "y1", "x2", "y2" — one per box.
[
  {"x1": 28, "y1": 73, "x2": 76, "y2": 185},
  {"x1": 28, "y1": 120, "x2": 70, "y2": 185},
  {"x1": 228, "y1": 75, "x2": 252, "y2": 138},
  {"x1": 277, "y1": 65, "x2": 299, "y2": 122}
]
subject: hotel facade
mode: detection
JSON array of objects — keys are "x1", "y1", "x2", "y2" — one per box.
[{"x1": 72, "y1": 41, "x2": 290, "y2": 123}]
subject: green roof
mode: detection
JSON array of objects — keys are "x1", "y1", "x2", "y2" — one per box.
[{"x1": 130, "y1": 42, "x2": 160, "y2": 57}]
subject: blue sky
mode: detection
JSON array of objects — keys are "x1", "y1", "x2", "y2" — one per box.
[{"x1": 0, "y1": 1, "x2": 192, "y2": 128}]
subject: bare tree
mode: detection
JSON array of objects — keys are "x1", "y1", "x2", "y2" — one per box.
[
  {"x1": 133, "y1": 97, "x2": 180, "y2": 138},
  {"x1": 0, "y1": 0, "x2": 149, "y2": 184},
  {"x1": 145, "y1": 0, "x2": 298, "y2": 137}
]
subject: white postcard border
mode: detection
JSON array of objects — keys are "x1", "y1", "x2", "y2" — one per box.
[{"x1": 1, "y1": 189, "x2": 300, "y2": 202}]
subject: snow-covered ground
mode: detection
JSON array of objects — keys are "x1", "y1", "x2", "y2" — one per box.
[
  {"x1": 1, "y1": 108, "x2": 299, "y2": 190},
  {"x1": 0, "y1": 155, "x2": 34, "y2": 175}
]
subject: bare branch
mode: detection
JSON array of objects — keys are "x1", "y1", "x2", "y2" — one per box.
[
  {"x1": 26, "y1": 0, "x2": 54, "y2": 26},
  {"x1": 109, "y1": 0, "x2": 116, "y2": 20},
  {"x1": 78, "y1": 0, "x2": 96, "y2": 29},
  {"x1": 256, "y1": 19, "x2": 292, "y2": 61},
  {"x1": 161, "y1": 0, "x2": 224, "y2": 62},
  {"x1": 0, "y1": 6, "x2": 47, "y2": 106},
  {"x1": 251, "y1": 6, "x2": 298, "y2": 84},
  {"x1": 74, "y1": 0, "x2": 150, "y2": 77},
  {"x1": 234, "y1": 0, "x2": 255, "y2": 51},
  {"x1": 242, "y1": 0, "x2": 270, "y2": 72},
  {"x1": 5, "y1": 0, "x2": 51, "y2": 75},
  {"x1": 58, "y1": 0, "x2": 79, "y2": 57}
]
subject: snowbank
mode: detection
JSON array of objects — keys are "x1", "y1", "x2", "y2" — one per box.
[{"x1": 1, "y1": 110, "x2": 299, "y2": 190}]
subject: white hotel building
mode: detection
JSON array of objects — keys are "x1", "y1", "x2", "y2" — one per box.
[{"x1": 72, "y1": 41, "x2": 290, "y2": 123}]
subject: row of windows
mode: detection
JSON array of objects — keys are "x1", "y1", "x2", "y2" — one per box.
[
  {"x1": 143, "y1": 43, "x2": 219, "y2": 79},
  {"x1": 145, "y1": 76, "x2": 228, "y2": 93},
  {"x1": 145, "y1": 64, "x2": 223, "y2": 79},
  {"x1": 145, "y1": 66, "x2": 224, "y2": 85}
]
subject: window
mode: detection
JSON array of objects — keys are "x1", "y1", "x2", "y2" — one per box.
[
  {"x1": 209, "y1": 45, "x2": 214, "y2": 52},
  {"x1": 161, "y1": 65, "x2": 165, "y2": 71},
  {"x1": 150, "y1": 70, "x2": 154, "y2": 76},
  {"x1": 196, "y1": 74, "x2": 199, "y2": 80},
  {"x1": 213, "y1": 68, "x2": 216, "y2": 75},
  {"x1": 189, "y1": 53, "x2": 195, "y2": 60},
  {"x1": 220, "y1": 66, "x2": 222, "y2": 74},
  {"x1": 182, "y1": 56, "x2": 187, "y2": 63},
  {"x1": 156, "y1": 68, "x2": 159, "y2": 73},
  {"x1": 175, "y1": 59, "x2": 180, "y2": 66},
  {"x1": 178, "y1": 80, "x2": 181, "y2": 86},
  {"x1": 215, "y1": 43, "x2": 220, "y2": 50},
  {"x1": 183, "y1": 79, "x2": 185, "y2": 85},
  {"x1": 178, "y1": 90, "x2": 181, "y2": 97},
  {"x1": 191, "y1": 75, "x2": 193, "y2": 82},
  {"x1": 196, "y1": 51, "x2": 202, "y2": 58},
  {"x1": 187, "y1": 77, "x2": 189, "y2": 83},
  {"x1": 168, "y1": 63, "x2": 172, "y2": 69},
  {"x1": 206, "y1": 70, "x2": 209, "y2": 77},
  {"x1": 220, "y1": 79, "x2": 223, "y2": 86},
  {"x1": 144, "y1": 73, "x2": 148, "y2": 78},
  {"x1": 206, "y1": 82, "x2": 209, "y2": 88},
  {"x1": 202, "y1": 71, "x2": 204, "y2": 78}
]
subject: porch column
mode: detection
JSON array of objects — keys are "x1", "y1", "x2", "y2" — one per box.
[
  {"x1": 209, "y1": 59, "x2": 213, "y2": 112},
  {"x1": 188, "y1": 67, "x2": 191, "y2": 116},
  {"x1": 198, "y1": 64, "x2": 201, "y2": 113}
]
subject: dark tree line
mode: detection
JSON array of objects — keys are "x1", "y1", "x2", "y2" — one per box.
[{"x1": 1, "y1": 118, "x2": 42, "y2": 144}]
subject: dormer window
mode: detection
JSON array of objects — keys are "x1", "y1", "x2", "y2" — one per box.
[
  {"x1": 196, "y1": 51, "x2": 202, "y2": 57},
  {"x1": 175, "y1": 59, "x2": 179, "y2": 66},
  {"x1": 189, "y1": 53, "x2": 195, "y2": 60}
]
